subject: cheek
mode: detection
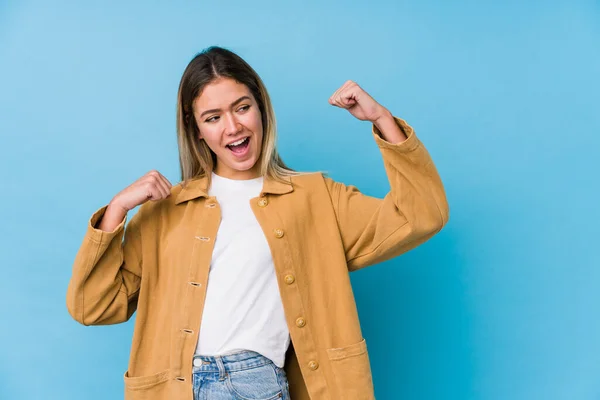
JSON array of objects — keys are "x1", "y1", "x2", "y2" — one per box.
[
  {"x1": 199, "y1": 129, "x2": 222, "y2": 150},
  {"x1": 246, "y1": 108, "x2": 263, "y2": 130}
]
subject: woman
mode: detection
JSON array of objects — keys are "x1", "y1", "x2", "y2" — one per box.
[{"x1": 66, "y1": 46, "x2": 449, "y2": 400}]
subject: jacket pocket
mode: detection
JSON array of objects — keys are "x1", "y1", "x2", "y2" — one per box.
[
  {"x1": 123, "y1": 368, "x2": 172, "y2": 399},
  {"x1": 326, "y1": 338, "x2": 375, "y2": 400}
]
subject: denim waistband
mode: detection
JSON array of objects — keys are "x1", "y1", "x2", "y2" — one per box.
[{"x1": 192, "y1": 350, "x2": 274, "y2": 373}]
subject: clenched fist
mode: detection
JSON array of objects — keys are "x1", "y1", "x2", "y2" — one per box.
[
  {"x1": 329, "y1": 80, "x2": 407, "y2": 144},
  {"x1": 111, "y1": 170, "x2": 173, "y2": 212},
  {"x1": 97, "y1": 170, "x2": 173, "y2": 232},
  {"x1": 328, "y1": 80, "x2": 387, "y2": 122}
]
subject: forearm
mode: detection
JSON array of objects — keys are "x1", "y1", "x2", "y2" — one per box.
[
  {"x1": 372, "y1": 108, "x2": 408, "y2": 144},
  {"x1": 97, "y1": 201, "x2": 128, "y2": 232}
]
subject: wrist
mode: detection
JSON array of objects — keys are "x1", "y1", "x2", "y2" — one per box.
[
  {"x1": 371, "y1": 107, "x2": 393, "y2": 128},
  {"x1": 108, "y1": 197, "x2": 130, "y2": 214},
  {"x1": 371, "y1": 109, "x2": 408, "y2": 144}
]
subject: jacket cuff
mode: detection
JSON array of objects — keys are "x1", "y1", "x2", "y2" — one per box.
[
  {"x1": 372, "y1": 116, "x2": 421, "y2": 153},
  {"x1": 86, "y1": 205, "x2": 127, "y2": 243}
]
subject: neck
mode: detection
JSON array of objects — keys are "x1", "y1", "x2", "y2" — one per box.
[{"x1": 213, "y1": 166, "x2": 261, "y2": 180}]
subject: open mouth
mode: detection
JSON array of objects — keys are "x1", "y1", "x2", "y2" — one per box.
[{"x1": 226, "y1": 137, "x2": 250, "y2": 154}]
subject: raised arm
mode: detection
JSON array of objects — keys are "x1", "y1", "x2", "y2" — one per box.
[{"x1": 325, "y1": 81, "x2": 449, "y2": 271}]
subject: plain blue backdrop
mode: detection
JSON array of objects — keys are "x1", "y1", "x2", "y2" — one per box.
[{"x1": 1, "y1": 1, "x2": 598, "y2": 399}]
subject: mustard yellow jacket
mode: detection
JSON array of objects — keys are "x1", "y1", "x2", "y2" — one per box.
[{"x1": 66, "y1": 116, "x2": 449, "y2": 400}]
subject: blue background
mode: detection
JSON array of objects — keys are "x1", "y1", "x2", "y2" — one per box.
[{"x1": 1, "y1": 1, "x2": 599, "y2": 399}]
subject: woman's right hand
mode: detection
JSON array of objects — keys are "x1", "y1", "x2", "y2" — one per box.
[
  {"x1": 97, "y1": 170, "x2": 172, "y2": 232},
  {"x1": 110, "y1": 170, "x2": 173, "y2": 212}
]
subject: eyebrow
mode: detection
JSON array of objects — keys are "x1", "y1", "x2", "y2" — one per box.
[{"x1": 198, "y1": 96, "x2": 252, "y2": 118}]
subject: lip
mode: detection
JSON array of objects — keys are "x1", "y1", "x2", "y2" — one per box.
[
  {"x1": 227, "y1": 136, "x2": 251, "y2": 158},
  {"x1": 225, "y1": 136, "x2": 250, "y2": 147}
]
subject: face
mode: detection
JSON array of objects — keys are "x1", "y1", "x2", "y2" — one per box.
[{"x1": 192, "y1": 77, "x2": 264, "y2": 180}]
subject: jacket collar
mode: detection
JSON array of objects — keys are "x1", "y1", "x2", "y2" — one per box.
[{"x1": 175, "y1": 173, "x2": 293, "y2": 205}]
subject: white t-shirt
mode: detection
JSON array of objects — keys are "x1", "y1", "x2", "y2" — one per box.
[{"x1": 194, "y1": 172, "x2": 291, "y2": 368}]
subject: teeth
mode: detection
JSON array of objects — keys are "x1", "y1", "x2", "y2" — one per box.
[{"x1": 228, "y1": 137, "x2": 248, "y2": 147}]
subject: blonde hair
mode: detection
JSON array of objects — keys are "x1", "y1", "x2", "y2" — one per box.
[{"x1": 176, "y1": 46, "x2": 310, "y2": 188}]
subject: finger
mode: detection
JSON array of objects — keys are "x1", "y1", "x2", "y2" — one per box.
[
  {"x1": 149, "y1": 170, "x2": 171, "y2": 198},
  {"x1": 329, "y1": 85, "x2": 345, "y2": 104},
  {"x1": 334, "y1": 87, "x2": 355, "y2": 109},
  {"x1": 155, "y1": 173, "x2": 172, "y2": 197},
  {"x1": 342, "y1": 84, "x2": 362, "y2": 106},
  {"x1": 149, "y1": 174, "x2": 169, "y2": 198},
  {"x1": 329, "y1": 81, "x2": 351, "y2": 104},
  {"x1": 341, "y1": 90, "x2": 358, "y2": 107},
  {"x1": 329, "y1": 80, "x2": 353, "y2": 105},
  {"x1": 333, "y1": 94, "x2": 348, "y2": 108},
  {"x1": 158, "y1": 172, "x2": 173, "y2": 189},
  {"x1": 160, "y1": 173, "x2": 173, "y2": 189},
  {"x1": 328, "y1": 85, "x2": 343, "y2": 105},
  {"x1": 146, "y1": 184, "x2": 163, "y2": 201}
]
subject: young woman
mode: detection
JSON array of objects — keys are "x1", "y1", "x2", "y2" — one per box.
[{"x1": 66, "y1": 46, "x2": 449, "y2": 400}]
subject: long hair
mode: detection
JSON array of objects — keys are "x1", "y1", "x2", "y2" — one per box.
[{"x1": 176, "y1": 46, "x2": 307, "y2": 188}]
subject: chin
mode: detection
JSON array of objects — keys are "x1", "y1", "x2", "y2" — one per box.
[{"x1": 230, "y1": 158, "x2": 258, "y2": 172}]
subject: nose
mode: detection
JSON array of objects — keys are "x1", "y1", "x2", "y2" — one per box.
[{"x1": 223, "y1": 113, "x2": 242, "y2": 136}]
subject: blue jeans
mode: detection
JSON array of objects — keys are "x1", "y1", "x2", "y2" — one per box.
[{"x1": 192, "y1": 350, "x2": 290, "y2": 400}]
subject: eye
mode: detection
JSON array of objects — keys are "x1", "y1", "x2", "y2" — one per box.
[
  {"x1": 205, "y1": 115, "x2": 219, "y2": 123},
  {"x1": 238, "y1": 105, "x2": 250, "y2": 112}
]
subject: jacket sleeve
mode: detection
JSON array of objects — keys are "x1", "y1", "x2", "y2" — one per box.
[
  {"x1": 66, "y1": 204, "x2": 143, "y2": 325},
  {"x1": 324, "y1": 116, "x2": 449, "y2": 272}
]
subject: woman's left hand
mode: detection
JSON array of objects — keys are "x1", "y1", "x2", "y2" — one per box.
[{"x1": 328, "y1": 80, "x2": 389, "y2": 122}]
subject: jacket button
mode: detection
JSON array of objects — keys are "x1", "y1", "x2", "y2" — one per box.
[
  {"x1": 258, "y1": 198, "x2": 268, "y2": 207},
  {"x1": 295, "y1": 317, "x2": 306, "y2": 327},
  {"x1": 274, "y1": 229, "x2": 284, "y2": 238},
  {"x1": 308, "y1": 360, "x2": 319, "y2": 370},
  {"x1": 284, "y1": 274, "x2": 295, "y2": 284}
]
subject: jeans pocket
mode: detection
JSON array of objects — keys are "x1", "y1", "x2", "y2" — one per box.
[
  {"x1": 272, "y1": 364, "x2": 290, "y2": 399},
  {"x1": 225, "y1": 363, "x2": 283, "y2": 400}
]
